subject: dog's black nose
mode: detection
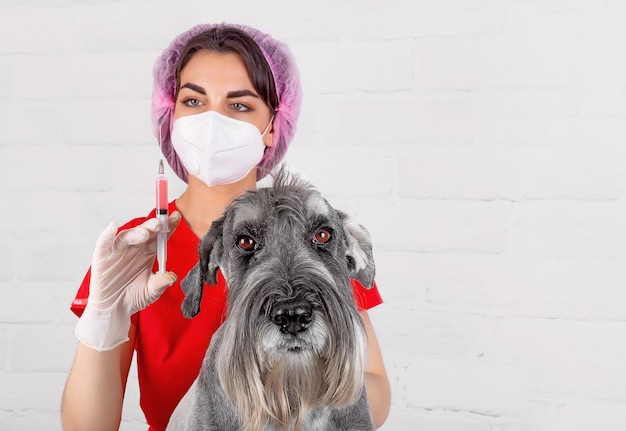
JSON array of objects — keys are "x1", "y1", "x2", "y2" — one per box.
[{"x1": 270, "y1": 301, "x2": 313, "y2": 335}]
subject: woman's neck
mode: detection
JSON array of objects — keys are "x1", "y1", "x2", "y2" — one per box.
[{"x1": 175, "y1": 172, "x2": 258, "y2": 239}]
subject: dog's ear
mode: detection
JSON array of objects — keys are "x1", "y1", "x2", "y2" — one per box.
[
  {"x1": 180, "y1": 263, "x2": 202, "y2": 318},
  {"x1": 181, "y1": 217, "x2": 225, "y2": 318},
  {"x1": 338, "y1": 211, "x2": 376, "y2": 289},
  {"x1": 199, "y1": 217, "x2": 225, "y2": 287}
]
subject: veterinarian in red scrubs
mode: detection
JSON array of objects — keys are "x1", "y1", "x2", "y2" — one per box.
[{"x1": 61, "y1": 23, "x2": 391, "y2": 431}]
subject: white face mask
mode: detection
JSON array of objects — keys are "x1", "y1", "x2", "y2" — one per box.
[{"x1": 171, "y1": 111, "x2": 272, "y2": 187}]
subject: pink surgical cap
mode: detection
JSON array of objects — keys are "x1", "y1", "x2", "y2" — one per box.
[{"x1": 151, "y1": 23, "x2": 303, "y2": 182}]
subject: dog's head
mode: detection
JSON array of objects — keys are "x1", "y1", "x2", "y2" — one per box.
[{"x1": 181, "y1": 169, "x2": 375, "y2": 319}]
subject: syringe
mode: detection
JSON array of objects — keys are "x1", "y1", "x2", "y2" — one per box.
[{"x1": 156, "y1": 159, "x2": 169, "y2": 274}]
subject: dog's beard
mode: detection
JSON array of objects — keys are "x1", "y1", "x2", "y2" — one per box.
[
  {"x1": 261, "y1": 348, "x2": 325, "y2": 430},
  {"x1": 214, "y1": 276, "x2": 368, "y2": 431}
]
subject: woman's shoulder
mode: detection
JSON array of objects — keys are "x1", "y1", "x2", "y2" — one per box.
[
  {"x1": 117, "y1": 200, "x2": 178, "y2": 232},
  {"x1": 118, "y1": 215, "x2": 152, "y2": 231}
]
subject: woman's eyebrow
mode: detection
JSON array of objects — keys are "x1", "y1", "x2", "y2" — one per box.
[
  {"x1": 180, "y1": 82, "x2": 206, "y2": 95},
  {"x1": 227, "y1": 89, "x2": 259, "y2": 99}
]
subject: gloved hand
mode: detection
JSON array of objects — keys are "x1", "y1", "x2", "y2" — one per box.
[{"x1": 75, "y1": 211, "x2": 182, "y2": 351}]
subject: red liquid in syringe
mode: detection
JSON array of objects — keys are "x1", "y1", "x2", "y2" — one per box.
[
  {"x1": 156, "y1": 159, "x2": 168, "y2": 273},
  {"x1": 156, "y1": 160, "x2": 168, "y2": 214}
]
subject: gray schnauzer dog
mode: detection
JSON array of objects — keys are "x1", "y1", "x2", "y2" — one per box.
[{"x1": 166, "y1": 169, "x2": 377, "y2": 431}]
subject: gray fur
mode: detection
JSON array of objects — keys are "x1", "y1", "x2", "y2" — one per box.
[{"x1": 168, "y1": 168, "x2": 376, "y2": 431}]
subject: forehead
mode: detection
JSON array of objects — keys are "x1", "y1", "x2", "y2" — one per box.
[
  {"x1": 303, "y1": 193, "x2": 330, "y2": 217},
  {"x1": 229, "y1": 188, "x2": 332, "y2": 229},
  {"x1": 179, "y1": 50, "x2": 253, "y2": 89}
]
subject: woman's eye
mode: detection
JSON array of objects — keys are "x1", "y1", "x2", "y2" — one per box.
[
  {"x1": 237, "y1": 235, "x2": 256, "y2": 251},
  {"x1": 181, "y1": 98, "x2": 202, "y2": 107},
  {"x1": 313, "y1": 228, "x2": 332, "y2": 245},
  {"x1": 231, "y1": 102, "x2": 251, "y2": 112}
]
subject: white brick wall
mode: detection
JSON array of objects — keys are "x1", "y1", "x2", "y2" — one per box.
[{"x1": 1, "y1": 1, "x2": 625, "y2": 430}]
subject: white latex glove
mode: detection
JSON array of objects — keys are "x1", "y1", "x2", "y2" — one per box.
[{"x1": 75, "y1": 212, "x2": 181, "y2": 351}]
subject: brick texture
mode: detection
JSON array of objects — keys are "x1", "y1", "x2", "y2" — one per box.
[{"x1": 1, "y1": 1, "x2": 625, "y2": 430}]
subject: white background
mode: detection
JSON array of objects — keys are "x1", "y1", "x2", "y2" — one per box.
[{"x1": 1, "y1": 0, "x2": 626, "y2": 430}]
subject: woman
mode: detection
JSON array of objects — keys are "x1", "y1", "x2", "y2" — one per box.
[{"x1": 61, "y1": 23, "x2": 390, "y2": 431}]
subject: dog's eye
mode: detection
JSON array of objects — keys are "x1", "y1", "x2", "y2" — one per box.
[
  {"x1": 313, "y1": 228, "x2": 332, "y2": 245},
  {"x1": 237, "y1": 235, "x2": 256, "y2": 251}
]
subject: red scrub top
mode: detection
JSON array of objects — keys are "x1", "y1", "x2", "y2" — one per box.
[{"x1": 71, "y1": 201, "x2": 383, "y2": 431}]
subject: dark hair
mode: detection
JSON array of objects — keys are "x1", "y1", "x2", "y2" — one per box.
[{"x1": 175, "y1": 26, "x2": 278, "y2": 115}]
